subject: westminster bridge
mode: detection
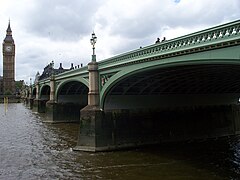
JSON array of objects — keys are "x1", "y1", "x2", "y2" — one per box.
[{"x1": 24, "y1": 20, "x2": 240, "y2": 152}]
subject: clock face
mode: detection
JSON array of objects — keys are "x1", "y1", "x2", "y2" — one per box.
[{"x1": 5, "y1": 46, "x2": 12, "y2": 52}]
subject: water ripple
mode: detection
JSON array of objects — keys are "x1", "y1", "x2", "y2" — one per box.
[{"x1": 0, "y1": 103, "x2": 240, "y2": 179}]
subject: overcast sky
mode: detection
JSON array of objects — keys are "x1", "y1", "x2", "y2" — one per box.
[{"x1": 0, "y1": 0, "x2": 239, "y2": 84}]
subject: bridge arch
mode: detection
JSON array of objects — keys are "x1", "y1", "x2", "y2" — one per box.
[
  {"x1": 101, "y1": 59, "x2": 240, "y2": 110},
  {"x1": 50, "y1": 79, "x2": 89, "y2": 122},
  {"x1": 55, "y1": 77, "x2": 88, "y2": 99},
  {"x1": 32, "y1": 87, "x2": 36, "y2": 99},
  {"x1": 26, "y1": 89, "x2": 30, "y2": 98},
  {"x1": 40, "y1": 85, "x2": 50, "y2": 100},
  {"x1": 56, "y1": 79, "x2": 88, "y2": 105}
]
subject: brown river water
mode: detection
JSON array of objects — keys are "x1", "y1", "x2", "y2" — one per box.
[{"x1": 0, "y1": 103, "x2": 240, "y2": 179}]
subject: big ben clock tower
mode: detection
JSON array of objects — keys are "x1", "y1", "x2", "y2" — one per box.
[{"x1": 2, "y1": 21, "x2": 15, "y2": 95}]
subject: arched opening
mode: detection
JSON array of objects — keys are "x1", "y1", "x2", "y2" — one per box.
[
  {"x1": 38, "y1": 85, "x2": 50, "y2": 113},
  {"x1": 57, "y1": 81, "x2": 88, "y2": 105},
  {"x1": 104, "y1": 64, "x2": 240, "y2": 110},
  {"x1": 54, "y1": 81, "x2": 88, "y2": 122},
  {"x1": 102, "y1": 63, "x2": 240, "y2": 144},
  {"x1": 32, "y1": 88, "x2": 36, "y2": 99},
  {"x1": 27, "y1": 90, "x2": 29, "y2": 98},
  {"x1": 40, "y1": 85, "x2": 50, "y2": 100}
]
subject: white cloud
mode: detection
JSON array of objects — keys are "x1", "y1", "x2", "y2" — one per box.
[{"x1": 0, "y1": 0, "x2": 239, "y2": 84}]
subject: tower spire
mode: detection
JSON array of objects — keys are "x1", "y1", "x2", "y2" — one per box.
[
  {"x1": 7, "y1": 19, "x2": 12, "y2": 35},
  {"x1": 4, "y1": 20, "x2": 14, "y2": 43}
]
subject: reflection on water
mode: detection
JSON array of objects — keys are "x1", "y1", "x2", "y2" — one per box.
[{"x1": 0, "y1": 103, "x2": 240, "y2": 179}]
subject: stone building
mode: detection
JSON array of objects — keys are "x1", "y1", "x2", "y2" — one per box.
[{"x1": 37, "y1": 61, "x2": 72, "y2": 81}]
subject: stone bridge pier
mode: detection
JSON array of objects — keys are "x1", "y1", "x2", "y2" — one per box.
[
  {"x1": 74, "y1": 55, "x2": 104, "y2": 151},
  {"x1": 75, "y1": 104, "x2": 240, "y2": 152}
]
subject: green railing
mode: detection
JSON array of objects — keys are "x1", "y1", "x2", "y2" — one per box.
[{"x1": 98, "y1": 20, "x2": 240, "y2": 69}]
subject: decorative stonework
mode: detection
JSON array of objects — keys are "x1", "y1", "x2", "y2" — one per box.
[{"x1": 101, "y1": 74, "x2": 114, "y2": 86}]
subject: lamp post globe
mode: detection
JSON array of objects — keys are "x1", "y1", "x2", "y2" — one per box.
[{"x1": 90, "y1": 32, "x2": 97, "y2": 62}]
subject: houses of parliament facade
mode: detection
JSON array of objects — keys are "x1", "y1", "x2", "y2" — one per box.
[{"x1": 0, "y1": 21, "x2": 16, "y2": 95}]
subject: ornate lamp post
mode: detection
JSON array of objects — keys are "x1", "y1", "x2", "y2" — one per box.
[
  {"x1": 90, "y1": 32, "x2": 97, "y2": 62},
  {"x1": 75, "y1": 31, "x2": 101, "y2": 152},
  {"x1": 87, "y1": 31, "x2": 99, "y2": 106}
]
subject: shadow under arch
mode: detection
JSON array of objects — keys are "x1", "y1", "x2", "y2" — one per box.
[
  {"x1": 36, "y1": 85, "x2": 51, "y2": 113},
  {"x1": 55, "y1": 77, "x2": 88, "y2": 100},
  {"x1": 101, "y1": 59, "x2": 240, "y2": 110},
  {"x1": 32, "y1": 87, "x2": 36, "y2": 99},
  {"x1": 51, "y1": 80, "x2": 89, "y2": 122},
  {"x1": 56, "y1": 80, "x2": 88, "y2": 105},
  {"x1": 40, "y1": 85, "x2": 50, "y2": 100}
]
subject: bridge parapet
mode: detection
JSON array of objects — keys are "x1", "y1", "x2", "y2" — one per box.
[
  {"x1": 54, "y1": 66, "x2": 88, "y2": 80},
  {"x1": 98, "y1": 20, "x2": 240, "y2": 69}
]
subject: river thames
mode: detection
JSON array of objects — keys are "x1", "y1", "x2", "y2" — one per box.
[{"x1": 0, "y1": 103, "x2": 240, "y2": 179}]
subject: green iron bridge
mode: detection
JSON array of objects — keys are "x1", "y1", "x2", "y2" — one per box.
[{"x1": 24, "y1": 20, "x2": 240, "y2": 152}]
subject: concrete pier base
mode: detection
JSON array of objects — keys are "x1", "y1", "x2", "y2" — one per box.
[
  {"x1": 37, "y1": 99, "x2": 48, "y2": 113},
  {"x1": 28, "y1": 98, "x2": 34, "y2": 109},
  {"x1": 23, "y1": 98, "x2": 29, "y2": 105},
  {"x1": 45, "y1": 101, "x2": 83, "y2": 123},
  {"x1": 32, "y1": 99, "x2": 40, "y2": 112},
  {"x1": 45, "y1": 100, "x2": 56, "y2": 122},
  {"x1": 75, "y1": 104, "x2": 240, "y2": 152},
  {"x1": 74, "y1": 105, "x2": 104, "y2": 152}
]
